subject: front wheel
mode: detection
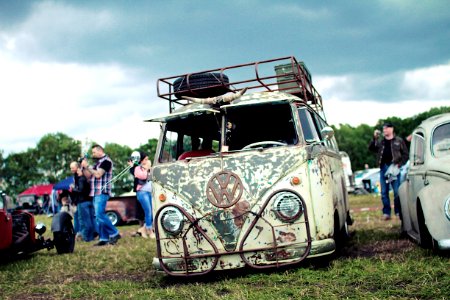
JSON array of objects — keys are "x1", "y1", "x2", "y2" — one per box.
[
  {"x1": 53, "y1": 212, "x2": 75, "y2": 254},
  {"x1": 106, "y1": 211, "x2": 121, "y2": 226}
]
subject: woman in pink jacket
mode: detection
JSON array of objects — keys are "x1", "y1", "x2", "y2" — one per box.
[{"x1": 133, "y1": 152, "x2": 155, "y2": 238}]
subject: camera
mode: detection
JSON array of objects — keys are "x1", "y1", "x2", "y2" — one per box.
[
  {"x1": 77, "y1": 154, "x2": 89, "y2": 164},
  {"x1": 129, "y1": 151, "x2": 141, "y2": 165}
]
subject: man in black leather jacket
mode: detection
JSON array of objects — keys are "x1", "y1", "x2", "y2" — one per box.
[{"x1": 369, "y1": 122, "x2": 409, "y2": 220}]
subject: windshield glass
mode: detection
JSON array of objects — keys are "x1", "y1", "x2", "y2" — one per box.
[
  {"x1": 159, "y1": 111, "x2": 221, "y2": 163},
  {"x1": 432, "y1": 122, "x2": 450, "y2": 158},
  {"x1": 225, "y1": 102, "x2": 298, "y2": 151}
]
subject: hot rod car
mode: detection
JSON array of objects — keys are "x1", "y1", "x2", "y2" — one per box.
[{"x1": 0, "y1": 190, "x2": 75, "y2": 260}]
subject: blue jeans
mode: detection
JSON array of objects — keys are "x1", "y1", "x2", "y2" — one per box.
[
  {"x1": 77, "y1": 201, "x2": 96, "y2": 242},
  {"x1": 136, "y1": 190, "x2": 153, "y2": 229},
  {"x1": 380, "y1": 164, "x2": 401, "y2": 216},
  {"x1": 93, "y1": 194, "x2": 119, "y2": 242}
]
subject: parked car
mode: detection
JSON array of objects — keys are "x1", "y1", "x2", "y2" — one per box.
[
  {"x1": 398, "y1": 113, "x2": 450, "y2": 251},
  {"x1": 353, "y1": 168, "x2": 380, "y2": 194},
  {"x1": 106, "y1": 194, "x2": 140, "y2": 226},
  {"x1": 0, "y1": 190, "x2": 75, "y2": 260}
]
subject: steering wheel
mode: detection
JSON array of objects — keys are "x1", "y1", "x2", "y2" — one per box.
[{"x1": 242, "y1": 141, "x2": 287, "y2": 150}]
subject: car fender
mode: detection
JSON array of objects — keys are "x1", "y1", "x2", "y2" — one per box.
[
  {"x1": 398, "y1": 181, "x2": 412, "y2": 233},
  {"x1": 51, "y1": 211, "x2": 73, "y2": 232},
  {"x1": 417, "y1": 181, "x2": 450, "y2": 241}
]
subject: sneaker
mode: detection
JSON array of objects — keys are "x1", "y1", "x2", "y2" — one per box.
[
  {"x1": 382, "y1": 214, "x2": 391, "y2": 221},
  {"x1": 109, "y1": 234, "x2": 121, "y2": 244},
  {"x1": 94, "y1": 240, "x2": 109, "y2": 246}
]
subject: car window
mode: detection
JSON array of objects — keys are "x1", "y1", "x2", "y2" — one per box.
[
  {"x1": 432, "y1": 122, "x2": 450, "y2": 158},
  {"x1": 160, "y1": 130, "x2": 178, "y2": 163},
  {"x1": 225, "y1": 102, "x2": 297, "y2": 150},
  {"x1": 298, "y1": 108, "x2": 320, "y2": 143},
  {"x1": 411, "y1": 132, "x2": 425, "y2": 165}
]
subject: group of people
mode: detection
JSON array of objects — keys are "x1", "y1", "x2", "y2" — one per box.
[{"x1": 65, "y1": 144, "x2": 154, "y2": 247}]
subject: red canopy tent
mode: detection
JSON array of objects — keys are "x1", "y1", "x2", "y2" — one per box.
[{"x1": 19, "y1": 184, "x2": 54, "y2": 196}]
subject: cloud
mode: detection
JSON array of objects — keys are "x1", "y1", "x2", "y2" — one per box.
[
  {"x1": 0, "y1": 50, "x2": 163, "y2": 155},
  {"x1": 400, "y1": 63, "x2": 450, "y2": 100}
]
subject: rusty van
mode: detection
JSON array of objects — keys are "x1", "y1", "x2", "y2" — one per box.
[{"x1": 148, "y1": 56, "x2": 352, "y2": 276}]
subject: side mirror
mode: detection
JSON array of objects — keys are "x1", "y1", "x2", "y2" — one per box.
[{"x1": 321, "y1": 126, "x2": 334, "y2": 140}]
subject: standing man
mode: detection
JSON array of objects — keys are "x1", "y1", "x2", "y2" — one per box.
[
  {"x1": 82, "y1": 145, "x2": 121, "y2": 246},
  {"x1": 369, "y1": 122, "x2": 409, "y2": 220},
  {"x1": 69, "y1": 161, "x2": 96, "y2": 242}
]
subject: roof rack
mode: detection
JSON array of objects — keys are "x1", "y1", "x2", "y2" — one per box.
[{"x1": 157, "y1": 56, "x2": 323, "y2": 113}]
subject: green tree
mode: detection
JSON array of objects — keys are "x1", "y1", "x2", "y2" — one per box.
[
  {"x1": 34, "y1": 133, "x2": 82, "y2": 183},
  {"x1": 2, "y1": 149, "x2": 41, "y2": 196}
]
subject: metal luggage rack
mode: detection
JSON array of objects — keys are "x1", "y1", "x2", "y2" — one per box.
[{"x1": 157, "y1": 56, "x2": 323, "y2": 113}]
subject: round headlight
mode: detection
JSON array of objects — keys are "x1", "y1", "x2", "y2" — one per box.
[
  {"x1": 272, "y1": 192, "x2": 303, "y2": 222},
  {"x1": 160, "y1": 207, "x2": 184, "y2": 235},
  {"x1": 445, "y1": 196, "x2": 450, "y2": 221}
]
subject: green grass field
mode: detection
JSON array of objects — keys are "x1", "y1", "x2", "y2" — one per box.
[{"x1": 1, "y1": 194, "x2": 449, "y2": 299}]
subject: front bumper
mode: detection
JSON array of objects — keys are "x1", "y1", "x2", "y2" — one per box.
[{"x1": 152, "y1": 238, "x2": 335, "y2": 274}]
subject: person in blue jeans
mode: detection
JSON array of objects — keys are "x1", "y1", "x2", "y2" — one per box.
[
  {"x1": 129, "y1": 151, "x2": 155, "y2": 238},
  {"x1": 369, "y1": 122, "x2": 409, "y2": 220},
  {"x1": 82, "y1": 145, "x2": 120, "y2": 246},
  {"x1": 69, "y1": 161, "x2": 96, "y2": 242}
]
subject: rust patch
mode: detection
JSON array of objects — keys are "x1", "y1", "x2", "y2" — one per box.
[
  {"x1": 276, "y1": 231, "x2": 297, "y2": 243},
  {"x1": 231, "y1": 200, "x2": 250, "y2": 228}
]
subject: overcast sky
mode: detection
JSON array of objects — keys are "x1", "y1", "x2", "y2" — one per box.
[{"x1": 1, "y1": 0, "x2": 449, "y2": 156}]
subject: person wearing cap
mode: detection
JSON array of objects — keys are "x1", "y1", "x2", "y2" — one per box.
[{"x1": 369, "y1": 122, "x2": 409, "y2": 220}]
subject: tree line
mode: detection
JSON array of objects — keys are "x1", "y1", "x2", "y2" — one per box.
[
  {"x1": 0, "y1": 106, "x2": 448, "y2": 198},
  {"x1": 0, "y1": 134, "x2": 158, "y2": 197}
]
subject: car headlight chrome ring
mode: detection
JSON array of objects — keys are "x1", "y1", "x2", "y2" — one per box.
[
  {"x1": 445, "y1": 195, "x2": 450, "y2": 221},
  {"x1": 160, "y1": 206, "x2": 185, "y2": 235},
  {"x1": 271, "y1": 191, "x2": 304, "y2": 222}
]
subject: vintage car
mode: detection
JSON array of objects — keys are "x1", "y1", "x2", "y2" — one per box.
[
  {"x1": 148, "y1": 56, "x2": 352, "y2": 276},
  {"x1": 399, "y1": 113, "x2": 450, "y2": 251},
  {"x1": 0, "y1": 190, "x2": 76, "y2": 260},
  {"x1": 105, "y1": 194, "x2": 140, "y2": 226}
]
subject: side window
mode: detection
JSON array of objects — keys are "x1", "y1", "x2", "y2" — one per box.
[
  {"x1": 432, "y1": 123, "x2": 450, "y2": 158},
  {"x1": 411, "y1": 132, "x2": 425, "y2": 165},
  {"x1": 298, "y1": 108, "x2": 320, "y2": 143},
  {"x1": 160, "y1": 130, "x2": 178, "y2": 163}
]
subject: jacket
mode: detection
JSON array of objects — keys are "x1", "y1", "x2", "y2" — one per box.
[{"x1": 368, "y1": 135, "x2": 409, "y2": 167}]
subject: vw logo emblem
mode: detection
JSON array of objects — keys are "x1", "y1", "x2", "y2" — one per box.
[{"x1": 206, "y1": 171, "x2": 243, "y2": 208}]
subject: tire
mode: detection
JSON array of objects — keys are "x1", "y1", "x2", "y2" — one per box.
[
  {"x1": 417, "y1": 201, "x2": 435, "y2": 250},
  {"x1": 106, "y1": 211, "x2": 121, "y2": 226},
  {"x1": 53, "y1": 213, "x2": 75, "y2": 254},
  {"x1": 334, "y1": 212, "x2": 349, "y2": 253},
  {"x1": 173, "y1": 72, "x2": 230, "y2": 99}
]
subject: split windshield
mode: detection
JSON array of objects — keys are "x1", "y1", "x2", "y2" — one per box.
[{"x1": 158, "y1": 102, "x2": 298, "y2": 163}]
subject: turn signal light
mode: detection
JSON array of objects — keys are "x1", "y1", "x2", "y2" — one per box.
[
  {"x1": 291, "y1": 176, "x2": 301, "y2": 185},
  {"x1": 159, "y1": 193, "x2": 167, "y2": 202}
]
